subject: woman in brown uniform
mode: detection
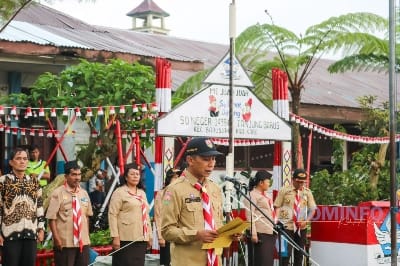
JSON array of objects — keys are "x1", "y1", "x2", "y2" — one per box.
[
  {"x1": 108, "y1": 162, "x2": 152, "y2": 266},
  {"x1": 245, "y1": 170, "x2": 276, "y2": 266}
]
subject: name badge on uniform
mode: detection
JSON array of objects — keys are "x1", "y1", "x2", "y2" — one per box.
[{"x1": 185, "y1": 197, "x2": 201, "y2": 203}]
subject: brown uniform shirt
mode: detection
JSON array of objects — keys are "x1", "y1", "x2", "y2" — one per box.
[
  {"x1": 108, "y1": 185, "x2": 152, "y2": 242},
  {"x1": 273, "y1": 185, "x2": 316, "y2": 230},
  {"x1": 46, "y1": 185, "x2": 93, "y2": 247},
  {"x1": 161, "y1": 171, "x2": 224, "y2": 266},
  {"x1": 154, "y1": 188, "x2": 165, "y2": 240},
  {"x1": 245, "y1": 190, "x2": 274, "y2": 236}
]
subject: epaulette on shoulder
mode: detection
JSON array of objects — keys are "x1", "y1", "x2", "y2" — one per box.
[{"x1": 168, "y1": 176, "x2": 185, "y2": 188}]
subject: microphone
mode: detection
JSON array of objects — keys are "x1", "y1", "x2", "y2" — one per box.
[{"x1": 224, "y1": 176, "x2": 247, "y2": 186}]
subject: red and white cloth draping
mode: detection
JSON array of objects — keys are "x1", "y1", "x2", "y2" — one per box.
[
  {"x1": 64, "y1": 182, "x2": 83, "y2": 252},
  {"x1": 72, "y1": 194, "x2": 83, "y2": 252},
  {"x1": 193, "y1": 182, "x2": 218, "y2": 266},
  {"x1": 127, "y1": 192, "x2": 149, "y2": 239},
  {"x1": 261, "y1": 191, "x2": 277, "y2": 224},
  {"x1": 292, "y1": 190, "x2": 301, "y2": 235}
]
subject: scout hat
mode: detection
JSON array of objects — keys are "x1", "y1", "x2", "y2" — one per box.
[
  {"x1": 293, "y1": 168, "x2": 307, "y2": 180},
  {"x1": 185, "y1": 137, "x2": 223, "y2": 156}
]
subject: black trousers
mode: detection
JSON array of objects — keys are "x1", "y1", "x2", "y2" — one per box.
[
  {"x1": 2, "y1": 239, "x2": 37, "y2": 266},
  {"x1": 282, "y1": 229, "x2": 307, "y2": 266},
  {"x1": 112, "y1": 241, "x2": 147, "y2": 266},
  {"x1": 53, "y1": 245, "x2": 89, "y2": 266},
  {"x1": 159, "y1": 241, "x2": 171, "y2": 266},
  {"x1": 247, "y1": 233, "x2": 276, "y2": 266}
]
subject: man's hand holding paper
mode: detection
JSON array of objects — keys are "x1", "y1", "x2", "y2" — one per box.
[{"x1": 201, "y1": 218, "x2": 250, "y2": 249}]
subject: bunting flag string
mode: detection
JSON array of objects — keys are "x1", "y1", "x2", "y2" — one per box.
[
  {"x1": 290, "y1": 113, "x2": 400, "y2": 144},
  {"x1": 0, "y1": 103, "x2": 159, "y2": 138},
  {"x1": 210, "y1": 138, "x2": 274, "y2": 146},
  {"x1": 0, "y1": 125, "x2": 156, "y2": 139},
  {"x1": 2, "y1": 104, "x2": 397, "y2": 145},
  {"x1": 0, "y1": 103, "x2": 158, "y2": 118}
]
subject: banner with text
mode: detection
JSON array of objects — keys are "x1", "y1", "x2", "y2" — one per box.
[{"x1": 156, "y1": 84, "x2": 291, "y2": 140}]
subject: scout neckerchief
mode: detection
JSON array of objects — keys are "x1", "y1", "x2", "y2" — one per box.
[
  {"x1": 64, "y1": 182, "x2": 83, "y2": 252},
  {"x1": 261, "y1": 191, "x2": 277, "y2": 224},
  {"x1": 127, "y1": 190, "x2": 148, "y2": 239},
  {"x1": 293, "y1": 189, "x2": 301, "y2": 235},
  {"x1": 193, "y1": 182, "x2": 218, "y2": 266}
]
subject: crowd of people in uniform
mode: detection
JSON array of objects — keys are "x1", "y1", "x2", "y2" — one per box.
[{"x1": 0, "y1": 138, "x2": 317, "y2": 266}]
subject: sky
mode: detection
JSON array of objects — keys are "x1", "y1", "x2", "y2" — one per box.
[{"x1": 42, "y1": 0, "x2": 389, "y2": 45}]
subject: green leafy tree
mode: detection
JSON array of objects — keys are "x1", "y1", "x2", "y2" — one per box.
[
  {"x1": 234, "y1": 12, "x2": 387, "y2": 167},
  {"x1": 324, "y1": 14, "x2": 399, "y2": 192},
  {"x1": 311, "y1": 96, "x2": 397, "y2": 205},
  {"x1": 1, "y1": 59, "x2": 156, "y2": 178},
  {"x1": 174, "y1": 13, "x2": 387, "y2": 167}
]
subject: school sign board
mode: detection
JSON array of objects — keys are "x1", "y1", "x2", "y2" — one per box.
[
  {"x1": 156, "y1": 84, "x2": 292, "y2": 141},
  {"x1": 203, "y1": 52, "x2": 254, "y2": 88}
]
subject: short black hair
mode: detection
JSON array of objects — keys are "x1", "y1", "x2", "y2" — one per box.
[
  {"x1": 249, "y1": 170, "x2": 272, "y2": 191},
  {"x1": 28, "y1": 144, "x2": 40, "y2": 152},
  {"x1": 9, "y1": 147, "x2": 28, "y2": 160},
  {"x1": 119, "y1": 162, "x2": 145, "y2": 190},
  {"x1": 64, "y1": 160, "x2": 80, "y2": 175},
  {"x1": 165, "y1": 168, "x2": 182, "y2": 187}
]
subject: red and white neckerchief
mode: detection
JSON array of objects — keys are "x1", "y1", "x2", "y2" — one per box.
[
  {"x1": 261, "y1": 191, "x2": 277, "y2": 224},
  {"x1": 193, "y1": 182, "x2": 218, "y2": 266},
  {"x1": 64, "y1": 182, "x2": 83, "y2": 252},
  {"x1": 127, "y1": 190, "x2": 149, "y2": 239},
  {"x1": 293, "y1": 189, "x2": 302, "y2": 235}
]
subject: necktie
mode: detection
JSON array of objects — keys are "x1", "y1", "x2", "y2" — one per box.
[
  {"x1": 293, "y1": 190, "x2": 301, "y2": 235},
  {"x1": 72, "y1": 193, "x2": 83, "y2": 252},
  {"x1": 194, "y1": 182, "x2": 218, "y2": 266},
  {"x1": 128, "y1": 191, "x2": 148, "y2": 239}
]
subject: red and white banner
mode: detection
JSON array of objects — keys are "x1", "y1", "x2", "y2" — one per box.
[{"x1": 311, "y1": 201, "x2": 400, "y2": 266}]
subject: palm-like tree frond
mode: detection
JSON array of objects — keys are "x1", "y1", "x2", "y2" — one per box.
[
  {"x1": 306, "y1": 12, "x2": 388, "y2": 36},
  {"x1": 173, "y1": 69, "x2": 210, "y2": 99},
  {"x1": 328, "y1": 54, "x2": 389, "y2": 73}
]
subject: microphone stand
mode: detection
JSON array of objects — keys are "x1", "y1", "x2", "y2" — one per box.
[{"x1": 227, "y1": 179, "x2": 309, "y2": 266}]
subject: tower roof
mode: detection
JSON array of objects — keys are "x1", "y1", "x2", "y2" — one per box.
[{"x1": 127, "y1": 0, "x2": 169, "y2": 17}]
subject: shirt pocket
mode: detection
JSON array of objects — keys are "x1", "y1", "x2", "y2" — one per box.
[
  {"x1": 283, "y1": 194, "x2": 293, "y2": 205},
  {"x1": 184, "y1": 202, "x2": 202, "y2": 227},
  {"x1": 80, "y1": 198, "x2": 90, "y2": 214},
  {"x1": 58, "y1": 202, "x2": 71, "y2": 222}
]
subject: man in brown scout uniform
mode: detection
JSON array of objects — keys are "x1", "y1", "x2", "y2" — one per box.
[
  {"x1": 274, "y1": 168, "x2": 317, "y2": 266},
  {"x1": 161, "y1": 137, "x2": 224, "y2": 266},
  {"x1": 46, "y1": 161, "x2": 93, "y2": 266}
]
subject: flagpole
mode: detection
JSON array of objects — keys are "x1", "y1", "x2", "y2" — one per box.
[
  {"x1": 388, "y1": 0, "x2": 397, "y2": 264},
  {"x1": 223, "y1": 1, "x2": 236, "y2": 265},
  {"x1": 224, "y1": 0, "x2": 236, "y2": 219}
]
